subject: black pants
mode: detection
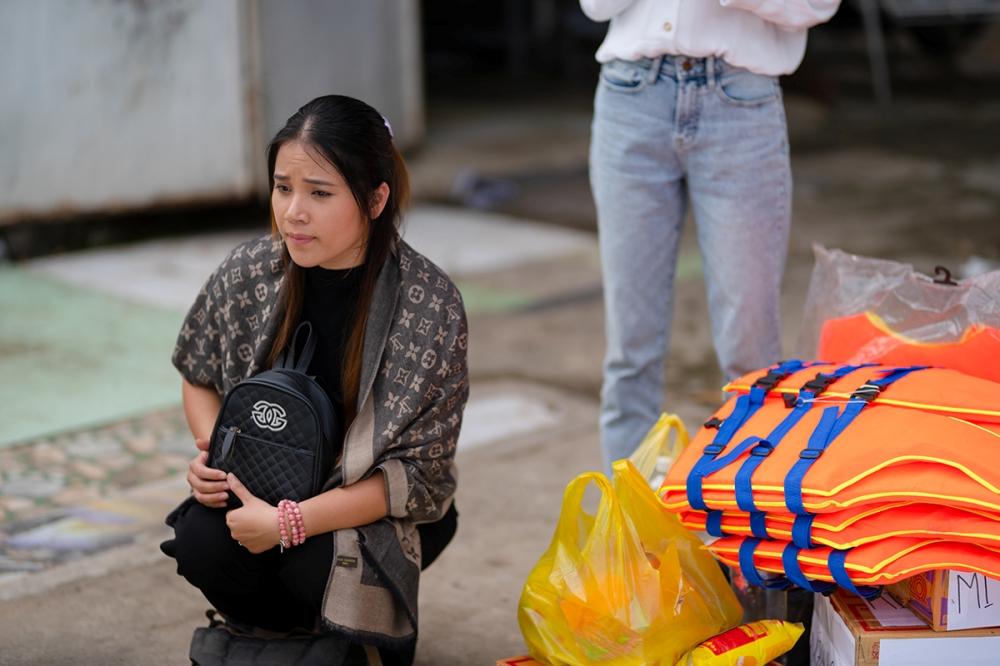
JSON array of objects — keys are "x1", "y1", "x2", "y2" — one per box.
[{"x1": 164, "y1": 502, "x2": 458, "y2": 633}]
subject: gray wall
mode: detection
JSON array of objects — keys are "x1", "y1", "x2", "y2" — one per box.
[
  {"x1": 0, "y1": 0, "x2": 255, "y2": 221},
  {"x1": 0, "y1": 0, "x2": 423, "y2": 223},
  {"x1": 257, "y1": 0, "x2": 424, "y2": 149}
]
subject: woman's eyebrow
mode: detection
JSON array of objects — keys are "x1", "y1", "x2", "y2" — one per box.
[{"x1": 273, "y1": 173, "x2": 337, "y2": 187}]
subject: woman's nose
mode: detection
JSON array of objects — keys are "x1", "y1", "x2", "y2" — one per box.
[{"x1": 284, "y1": 196, "x2": 307, "y2": 224}]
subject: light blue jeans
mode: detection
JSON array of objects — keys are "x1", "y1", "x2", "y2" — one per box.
[{"x1": 590, "y1": 55, "x2": 791, "y2": 470}]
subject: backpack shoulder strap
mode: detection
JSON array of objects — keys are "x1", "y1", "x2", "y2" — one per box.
[{"x1": 275, "y1": 321, "x2": 317, "y2": 373}]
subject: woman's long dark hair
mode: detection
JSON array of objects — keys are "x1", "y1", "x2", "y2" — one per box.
[{"x1": 265, "y1": 95, "x2": 410, "y2": 425}]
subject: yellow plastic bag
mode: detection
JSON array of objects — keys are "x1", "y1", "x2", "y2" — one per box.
[
  {"x1": 675, "y1": 620, "x2": 804, "y2": 666},
  {"x1": 627, "y1": 413, "x2": 689, "y2": 487},
  {"x1": 518, "y1": 458, "x2": 742, "y2": 665}
]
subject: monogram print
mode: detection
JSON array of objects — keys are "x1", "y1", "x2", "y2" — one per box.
[
  {"x1": 237, "y1": 343, "x2": 253, "y2": 362},
  {"x1": 407, "y1": 285, "x2": 425, "y2": 305}
]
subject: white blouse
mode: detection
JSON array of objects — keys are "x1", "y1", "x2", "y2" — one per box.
[{"x1": 580, "y1": 0, "x2": 841, "y2": 75}]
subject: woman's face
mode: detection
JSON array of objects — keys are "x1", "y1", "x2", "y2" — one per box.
[{"x1": 271, "y1": 139, "x2": 386, "y2": 270}]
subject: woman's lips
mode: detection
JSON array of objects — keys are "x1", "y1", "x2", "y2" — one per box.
[{"x1": 286, "y1": 233, "x2": 314, "y2": 245}]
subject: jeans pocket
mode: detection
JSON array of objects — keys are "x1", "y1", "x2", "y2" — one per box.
[
  {"x1": 600, "y1": 59, "x2": 650, "y2": 94},
  {"x1": 717, "y1": 69, "x2": 779, "y2": 107}
]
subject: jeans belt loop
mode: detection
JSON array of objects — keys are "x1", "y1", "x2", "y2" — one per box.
[
  {"x1": 647, "y1": 55, "x2": 664, "y2": 84},
  {"x1": 707, "y1": 55, "x2": 717, "y2": 89}
]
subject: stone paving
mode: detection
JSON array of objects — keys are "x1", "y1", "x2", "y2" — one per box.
[{"x1": 0, "y1": 408, "x2": 190, "y2": 576}]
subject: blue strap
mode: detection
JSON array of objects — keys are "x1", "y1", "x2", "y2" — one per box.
[
  {"x1": 687, "y1": 359, "x2": 815, "y2": 511},
  {"x1": 734, "y1": 363, "x2": 872, "y2": 512},
  {"x1": 749, "y1": 511, "x2": 769, "y2": 538},
  {"x1": 784, "y1": 366, "x2": 927, "y2": 514},
  {"x1": 828, "y1": 549, "x2": 881, "y2": 600},
  {"x1": 785, "y1": 406, "x2": 840, "y2": 514},
  {"x1": 688, "y1": 395, "x2": 751, "y2": 510},
  {"x1": 738, "y1": 538, "x2": 789, "y2": 590},
  {"x1": 782, "y1": 543, "x2": 836, "y2": 594},
  {"x1": 705, "y1": 511, "x2": 724, "y2": 537},
  {"x1": 792, "y1": 514, "x2": 815, "y2": 549},
  {"x1": 734, "y1": 402, "x2": 809, "y2": 511},
  {"x1": 687, "y1": 417, "x2": 767, "y2": 511},
  {"x1": 828, "y1": 365, "x2": 928, "y2": 441}
]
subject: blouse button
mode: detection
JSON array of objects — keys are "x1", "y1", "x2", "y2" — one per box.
[{"x1": 663, "y1": 21, "x2": 673, "y2": 32}]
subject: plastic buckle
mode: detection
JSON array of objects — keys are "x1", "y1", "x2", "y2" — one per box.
[
  {"x1": 752, "y1": 373, "x2": 780, "y2": 390},
  {"x1": 704, "y1": 444, "x2": 724, "y2": 456},
  {"x1": 850, "y1": 382, "x2": 881, "y2": 403},
  {"x1": 804, "y1": 373, "x2": 835, "y2": 394},
  {"x1": 799, "y1": 448, "x2": 822, "y2": 460},
  {"x1": 703, "y1": 416, "x2": 724, "y2": 430},
  {"x1": 751, "y1": 441, "x2": 774, "y2": 457},
  {"x1": 782, "y1": 393, "x2": 798, "y2": 409}
]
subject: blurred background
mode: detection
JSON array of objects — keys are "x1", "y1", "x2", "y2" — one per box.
[{"x1": 1, "y1": 1, "x2": 999, "y2": 663}]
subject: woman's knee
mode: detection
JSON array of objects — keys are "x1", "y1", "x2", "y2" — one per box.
[{"x1": 170, "y1": 502, "x2": 240, "y2": 581}]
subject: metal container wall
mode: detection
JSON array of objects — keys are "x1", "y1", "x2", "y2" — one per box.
[{"x1": 0, "y1": 0, "x2": 423, "y2": 223}]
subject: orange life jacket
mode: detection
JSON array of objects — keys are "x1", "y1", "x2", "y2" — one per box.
[
  {"x1": 680, "y1": 503, "x2": 1000, "y2": 550},
  {"x1": 660, "y1": 362, "x2": 1000, "y2": 515},
  {"x1": 708, "y1": 535, "x2": 1000, "y2": 587},
  {"x1": 723, "y1": 362, "x2": 1000, "y2": 424},
  {"x1": 818, "y1": 312, "x2": 1000, "y2": 384}
]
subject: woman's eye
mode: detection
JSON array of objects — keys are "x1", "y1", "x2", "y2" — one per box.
[
  {"x1": 313, "y1": 190, "x2": 332, "y2": 198},
  {"x1": 274, "y1": 184, "x2": 290, "y2": 193}
]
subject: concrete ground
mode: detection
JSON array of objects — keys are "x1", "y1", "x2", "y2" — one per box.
[{"x1": 2, "y1": 24, "x2": 1000, "y2": 665}]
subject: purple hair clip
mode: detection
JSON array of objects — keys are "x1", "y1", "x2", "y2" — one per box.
[{"x1": 381, "y1": 115, "x2": 394, "y2": 139}]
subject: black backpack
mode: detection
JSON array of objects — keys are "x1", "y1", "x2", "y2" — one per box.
[{"x1": 208, "y1": 322, "x2": 339, "y2": 507}]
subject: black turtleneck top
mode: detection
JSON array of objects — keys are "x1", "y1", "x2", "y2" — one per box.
[{"x1": 300, "y1": 264, "x2": 365, "y2": 429}]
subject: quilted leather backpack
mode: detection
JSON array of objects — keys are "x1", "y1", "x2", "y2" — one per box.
[{"x1": 207, "y1": 322, "x2": 339, "y2": 506}]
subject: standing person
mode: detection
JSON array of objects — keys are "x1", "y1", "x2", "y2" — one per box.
[
  {"x1": 161, "y1": 94, "x2": 469, "y2": 665},
  {"x1": 581, "y1": 0, "x2": 841, "y2": 471}
]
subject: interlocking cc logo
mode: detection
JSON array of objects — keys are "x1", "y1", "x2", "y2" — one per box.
[{"x1": 251, "y1": 400, "x2": 287, "y2": 432}]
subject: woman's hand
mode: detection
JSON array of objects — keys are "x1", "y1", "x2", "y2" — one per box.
[
  {"x1": 187, "y1": 437, "x2": 229, "y2": 508},
  {"x1": 225, "y1": 473, "x2": 280, "y2": 554}
]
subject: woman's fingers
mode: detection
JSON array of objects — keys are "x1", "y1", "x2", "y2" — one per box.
[
  {"x1": 191, "y1": 451, "x2": 227, "y2": 479},
  {"x1": 193, "y1": 490, "x2": 229, "y2": 508},
  {"x1": 188, "y1": 451, "x2": 230, "y2": 507}
]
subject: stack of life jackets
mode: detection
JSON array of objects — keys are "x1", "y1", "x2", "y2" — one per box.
[{"x1": 658, "y1": 360, "x2": 1000, "y2": 598}]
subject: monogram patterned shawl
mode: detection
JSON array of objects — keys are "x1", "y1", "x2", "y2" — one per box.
[{"x1": 171, "y1": 233, "x2": 469, "y2": 653}]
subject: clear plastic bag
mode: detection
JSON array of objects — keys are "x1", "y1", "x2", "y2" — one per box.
[
  {"x1": 798, "y1": 245, "x2": 1000, "y2": 382},
  {"x1": 518, "y1": 456, "x2": 742, "y2": 665}
]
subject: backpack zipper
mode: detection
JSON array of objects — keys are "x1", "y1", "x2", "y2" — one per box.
[{"x1": 220, "y1": 425, "x2": 240, "y2": 463}]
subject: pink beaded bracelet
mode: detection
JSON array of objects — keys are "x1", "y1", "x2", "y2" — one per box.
[
  {"x1": 289, "y1": 500, "x2": 305, "y2": 546},
  {"x1": 277, "y1": 503, "x2": 290, "y2": 552},
  {"x1": 278, "y1": 499, "x2": 307, "y2": 551}
]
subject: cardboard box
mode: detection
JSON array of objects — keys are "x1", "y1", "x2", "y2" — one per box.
[
  {"x1": 887, "y1": 570, "x2": 1000, "y2": 631},
  {"x1": 810, "y1": 590, "x2": 1000, "y2": 665}
]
